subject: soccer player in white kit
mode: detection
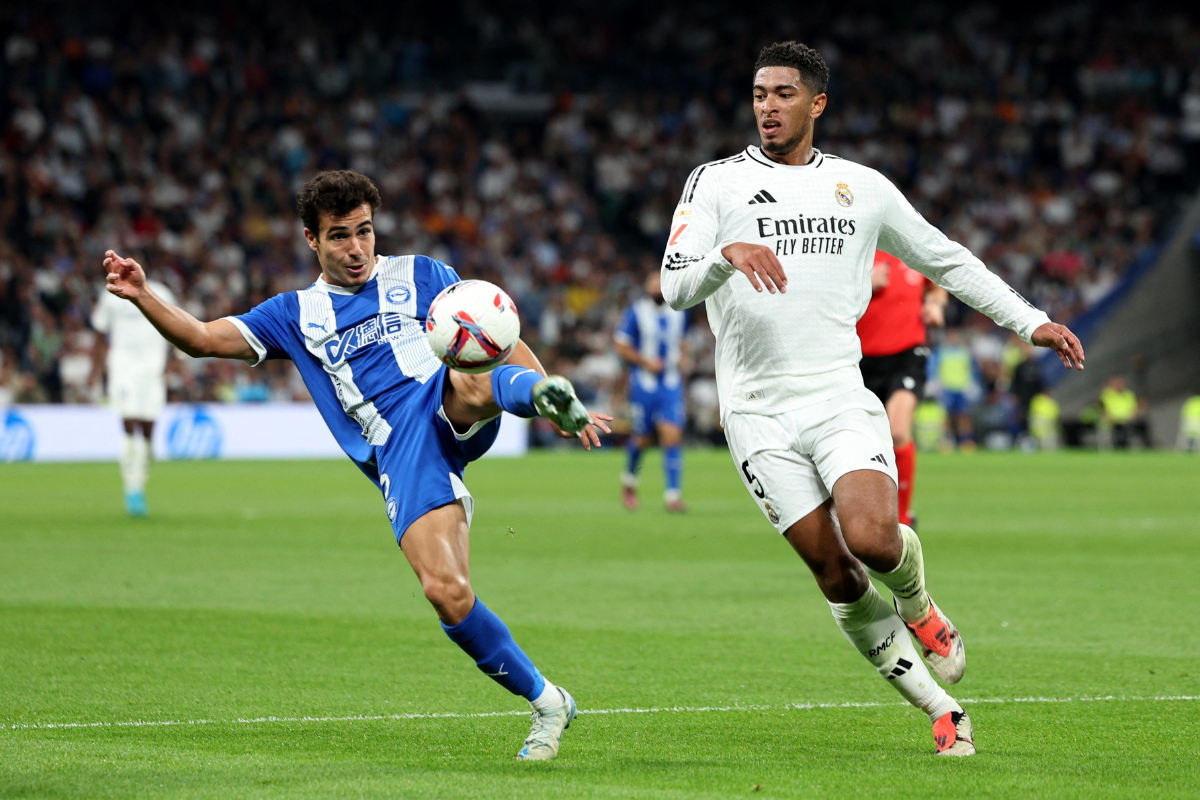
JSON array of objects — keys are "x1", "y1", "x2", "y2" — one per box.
[
  {"x1": 661, "y1": 42, "x2": 1086, "y2": 756},
  {"x1": 91, "y1": 275, "x2": 176, "y2": 516}
]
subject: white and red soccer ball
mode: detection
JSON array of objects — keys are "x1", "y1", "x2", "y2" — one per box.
[{"x1": 425, "y1": 280, "x2": 520, "y2": 373}]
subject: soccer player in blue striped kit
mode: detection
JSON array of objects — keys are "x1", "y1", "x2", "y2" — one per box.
[
  {"x1": 614, "y1": 271, "x2": 689, "y2": 512},
  {"x1": 100, "y1": 170, "x2": 610, "y2": 760}
]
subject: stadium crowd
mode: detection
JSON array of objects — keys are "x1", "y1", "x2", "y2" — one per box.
[{"x1": 1, "y1": 2, "x2": 1198, "y2": 446}]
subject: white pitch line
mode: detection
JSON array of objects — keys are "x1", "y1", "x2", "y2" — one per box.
[{"x1": 4, "y1": 695, "x2": 1198, "y2": 733}]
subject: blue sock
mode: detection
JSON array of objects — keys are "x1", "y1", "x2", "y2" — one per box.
[
  {"x1": 664, "y1": 445, "x2": 683, "y2": 492},
  {"x1": 490, "y1": 365, "x2": 542, "y2": 418},
  {"x1": 625, "y1": 440, "x2": 642, "y2": 476},
  {"x1": 441, "y1": 597, "x2": 545, "y2": 701}
]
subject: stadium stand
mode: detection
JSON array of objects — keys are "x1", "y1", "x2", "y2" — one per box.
[{"x1": 1, "y1": 2, "x2": 1198, "y2": 445}]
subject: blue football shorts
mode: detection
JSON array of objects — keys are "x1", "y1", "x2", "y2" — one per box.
[
  {"x1": 361, "y1": 366, "x2": 501, "y2": 544},
  {"x1": 629, "y1": 382, "x2": 686, "y2": 437}
]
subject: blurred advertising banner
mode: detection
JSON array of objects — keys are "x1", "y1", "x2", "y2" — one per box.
[{"x1": 0, "y1": 404, "x2": 528, "y2": 462}]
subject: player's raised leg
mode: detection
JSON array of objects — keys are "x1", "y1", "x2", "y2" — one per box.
[
  {"x1": 784, "y1": 490, "x2": 973, "y2": 755},
  {"x1": 831, "y1": 469, "x2": 967, "y2": 684},
  {"x1": 440, "y1": 344, "x2": 608, "y2": 448},
  {"x1": 400, "y1": 502, "x2": 575, "y2": 760}
]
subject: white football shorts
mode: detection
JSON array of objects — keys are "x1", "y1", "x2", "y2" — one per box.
[
  {"x1": 108, "y1": 372, "x2": 167, "y2": 421},
  {"x1": 724, "y1": 387, "x2": 898, "y2": 534}
]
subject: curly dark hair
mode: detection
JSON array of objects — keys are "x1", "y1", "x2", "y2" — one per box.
[
  {"x1": 754, "y1": 41, "x2": 830, "y2": 95},
  {"x1": 295, "y1": 170, "x2": 382, "y2": 236}
]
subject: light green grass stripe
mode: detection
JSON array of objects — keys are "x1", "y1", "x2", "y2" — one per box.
[{"x1": 6, "y1": 694, "x2": 1197, "y2": 732}]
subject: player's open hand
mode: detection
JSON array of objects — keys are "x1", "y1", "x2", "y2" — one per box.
[
  {"x1": 1032, "y1": 322, "x2": 1085, "y2": 370},
  {"x1": 721, "y1": 242, "x2": 788, "y2": 294},
  {"x1": 103, "y1": 250, "x2": 148, "y2": 301},
  {"x1": 552, "y1": 412, "x2": 613, "y2": 451}
]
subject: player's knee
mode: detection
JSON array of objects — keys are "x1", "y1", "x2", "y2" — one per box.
[
  {"x1": 448, "y1": 370, "x2": 494, "y2": 410},
  {"x1": 421, "y1": 574, "x2": 474, "y2": 620},
  {"x1": 815, "y1": 555, "x2": 869, "y2": 604},
  {"x1": 840, "y1": 513, "x2": 902, "y2": 572}
]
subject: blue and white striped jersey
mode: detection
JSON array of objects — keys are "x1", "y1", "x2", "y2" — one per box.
[
  {"x1": 227, "y1": 254, "x2": 457, "y2": 468},
  {"x1": 614, "y1": 297, "x2": 688, "y2": 393}
]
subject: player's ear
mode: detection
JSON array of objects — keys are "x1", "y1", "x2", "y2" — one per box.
[
  {"x1": 303, "y1": 227, "x2": 319, "y2": 253},
  {"x1": 810, "y1": 93, "x2": 828, "y2": 119}
]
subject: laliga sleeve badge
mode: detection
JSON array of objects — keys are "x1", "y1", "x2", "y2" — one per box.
[{"x1": 835, "y1": 182, "x2": 854, "y2": 207}]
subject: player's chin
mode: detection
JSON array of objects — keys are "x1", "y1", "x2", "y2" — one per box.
[{"x1": 342, "y1": 263, "x2": 370, "y2": 283}]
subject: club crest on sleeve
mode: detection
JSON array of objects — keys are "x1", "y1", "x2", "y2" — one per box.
[
  {"x1": 765, "y1": 502, "x2": 780, "y2": 525},
  {"x1": 835, "y1": 182, "x2": 854, "y2": 207}
]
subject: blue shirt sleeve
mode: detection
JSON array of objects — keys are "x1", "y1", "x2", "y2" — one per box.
[
  {"x1": 413, "y1": 255, "x2": 462, "y2": 320},
  {"x1": 230, "y1": 293, "x2": 296, "y2": 365},
  {"x1": 614, "y1": 306, "x2": 640, "y2": 347}
]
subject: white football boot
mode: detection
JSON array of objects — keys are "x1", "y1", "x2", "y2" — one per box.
[
  {"x1": 933, "y1": 710, "x2": 975, "y2": 756},
  {"x1": 898, "y1": 594, "x2": 966, "y2": 685},
  {"x1": 516, "y1": 687, "x2": 577, "y2": 761},
  {"x1": 532, "y1": 376, "x2": 591, "y2": 436}
]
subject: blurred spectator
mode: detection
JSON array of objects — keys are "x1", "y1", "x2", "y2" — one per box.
[
  {"x1": 1004, "y1": 336, "x2": 1046, "y2": 434},
  {"x1": 1097, "y1": 375, "x2": 1149, "y2": 449},
  {"x1": 929, "y1": 328, "x2": 980, "y2": 448},
  {"x1": 1178, "y1": 395, "x2": 1200, "y2": 452},
  {"x1": 1029, "y1": 391, "x2": 1062, "y2": 451},
  {"x1": 973, "y1": 386, "x2": 1021, "y2": 450}
]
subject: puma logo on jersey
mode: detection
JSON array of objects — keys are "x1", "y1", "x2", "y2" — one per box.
[{"x1": 747, "y1": 189, "x2": 778, "y2": 205}]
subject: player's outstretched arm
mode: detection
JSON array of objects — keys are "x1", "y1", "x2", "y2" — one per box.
[{"x1": 103, "y1": 250, "x2": 254, "y2": 361}]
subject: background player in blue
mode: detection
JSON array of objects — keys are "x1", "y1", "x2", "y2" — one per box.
[
  {"x1": 99, "y1": 170, "x2": 611, "y2": 761},
  {"x1": 614, "y1": 271, "x2": 688, "y2": 512}
]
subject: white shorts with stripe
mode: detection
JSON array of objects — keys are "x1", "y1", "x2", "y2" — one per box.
[{"x1": 724, "y1": 387, "x2": 898, "y2": 534}]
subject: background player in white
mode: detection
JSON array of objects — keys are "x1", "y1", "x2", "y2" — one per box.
[
  {"x1": 90, "y1": 269, "x2": 176, "y2": 516},
  {"x1": 614, "y1": 271, "x2": 688, "y2": 512},
  {"x1": 661, "y1": 42, "x2": 1085, "y2": 756},
  {"x1": 101, "y1": 170, "x2": 611, "y2": 760}
]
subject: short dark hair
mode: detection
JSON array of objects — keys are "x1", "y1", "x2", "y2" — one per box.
[
  {"x1": 754, "y1": 41, "x2": 829, "y2": 96},
  {"x1": 295, "y1": 170, "x2": 381, "y2": 236}
]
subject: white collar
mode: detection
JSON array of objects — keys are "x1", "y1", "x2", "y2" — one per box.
[{"x1": 746, "y1": 145, "x2": 825, "y2": 171}]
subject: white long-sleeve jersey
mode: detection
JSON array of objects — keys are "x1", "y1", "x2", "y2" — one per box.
[{"x1": 661, "y1": 146, "x2": 1050, "y2": 421}]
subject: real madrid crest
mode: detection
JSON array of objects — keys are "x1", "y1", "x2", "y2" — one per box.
[
  {"x1": 765, "y1": 502, "x2": 780, "y2": 525},
  {"x1": 835, "y1": 182, "x2": 854, "y2": 207}
]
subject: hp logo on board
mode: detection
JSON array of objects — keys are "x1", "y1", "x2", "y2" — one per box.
[
  {"x1": 0, "y1": 409, "x2": 35, "y2": 462},
  {"x1": 166, "y1": 406, "x2": 223, "y2": 459}
]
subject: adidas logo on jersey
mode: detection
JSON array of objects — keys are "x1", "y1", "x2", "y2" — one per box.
[
  {"x1": 870, "y1": 453, "x2": 888, "y2": 465},
  {"x1": 747, "y1": 190, "x2": 778, "y2": 205}
]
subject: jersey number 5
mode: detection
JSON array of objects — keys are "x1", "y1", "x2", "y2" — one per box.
[{"x1": 741, "y1": 460, "x2": 765, "y2": 499}]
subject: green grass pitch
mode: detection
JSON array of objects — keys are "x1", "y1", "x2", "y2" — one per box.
[{"x1": 1, "y1": 449, "x2": 1198, "y2": 798}]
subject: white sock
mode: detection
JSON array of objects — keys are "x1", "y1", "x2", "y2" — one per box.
[
  {"x1": 664, "y1": 488, "x2": 681, "y2": 503},
  {"x1": 128, "y1": 434, "x2": 149, "y2": 493},
  {"x1": 829, "y1": 583, "x2": 960, "y2": 723},
  {"x1": 867, "y1": 524, "x2": 931, "y2": 623},
  {"x1": 530, "y1": 680, "x2": 564, "y2": 712},
  {"x1": 620, "y1": 471, "x2": 638, "y2": 489},
  {"x1": 119, "y1": 433, "x2": 138, "y2": 494}
]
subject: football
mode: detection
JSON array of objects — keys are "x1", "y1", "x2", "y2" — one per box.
[{"x1": 425, "y1": 279, "x2": 521, "y2": 373}]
